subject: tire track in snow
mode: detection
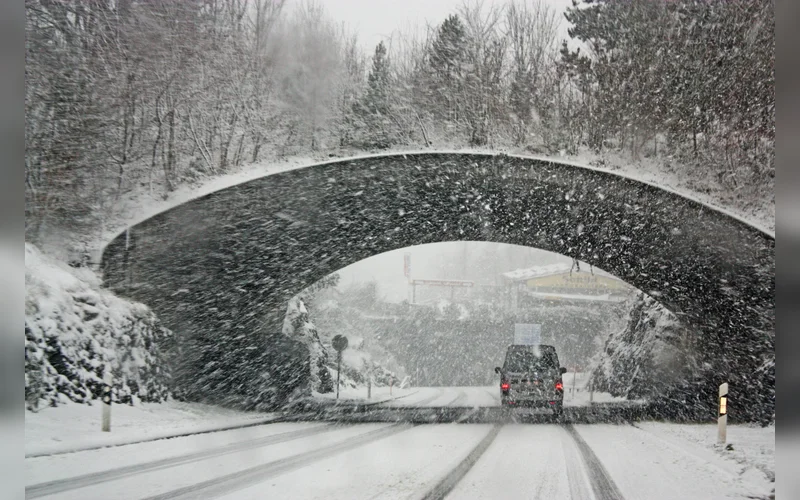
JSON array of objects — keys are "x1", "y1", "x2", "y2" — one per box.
[
  {"x1": 26, "y1": 415, "x2": 289, "y2": 458},
  {"x1": 564, "y1": 424, "x2": 625, "y2": 500},
  {"x1": 444, "y1": 390, "x2": 467, "y2": 407},
  {"x1": 420, "y1": 424, "x2": 503, "y2": 500},
  {"x1": 26, "y1": 424, "x2": 336, "y2": 498},
  {"x1": 382, "y1": 388, "x2": 443, "y2": 408},
  {"x1": 362, "y1": 389, "x2": 421, "y2": 406},
  {"x1": 484, "y1": 388, "x2": 500, "y2": 406},
  {"x1": 139, "y1": 423, "x2": 414, "y2": 500}
]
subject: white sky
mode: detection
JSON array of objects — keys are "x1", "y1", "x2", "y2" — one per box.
[{"x1": 300, "y1": 0, "x2": 576, "y2": 52}]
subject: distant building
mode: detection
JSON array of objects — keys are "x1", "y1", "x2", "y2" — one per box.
[{"x1": 501, "y1": 262, "x2": 634, "y2": 310}]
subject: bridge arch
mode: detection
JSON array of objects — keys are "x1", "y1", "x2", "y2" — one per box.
[{"x1": 102, "y1": 152, "x2": 774, "y2": 419}]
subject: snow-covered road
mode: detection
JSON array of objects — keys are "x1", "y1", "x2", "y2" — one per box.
[
  {"x1": 323, "y1": 380, "x2": 633, "y2": 410},
  {"x1": 26, "y1": 419, "x2": 774, "y2": 499}
]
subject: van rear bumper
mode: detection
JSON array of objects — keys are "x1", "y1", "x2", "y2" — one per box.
[{"x1": 501, "y1": 397, "x2": 562, "y2": 408}]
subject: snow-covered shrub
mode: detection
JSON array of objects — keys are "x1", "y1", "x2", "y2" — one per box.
[
  {"x1": 25, "y1": 244, "x2": 173, "y2": 410},
  {"x1": 283, "y1": 297, "x2": 332, "y2": 393}
]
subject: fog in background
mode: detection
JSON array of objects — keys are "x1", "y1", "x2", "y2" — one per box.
[{"x1": 335, "y1": 242, "x2": 575, "y2": 302}]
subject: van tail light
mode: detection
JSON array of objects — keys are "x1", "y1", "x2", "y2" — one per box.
[
  {"x1": 501, "y1": 381, "x2": 510, "y2": 391},
  {"x1": 555, "y1": 381, "x2": 563, "y2": 391}
]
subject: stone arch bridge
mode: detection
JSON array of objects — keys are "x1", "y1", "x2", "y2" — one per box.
[{"x1": 102, "y1": 152, "x2": 774, "y2": 420}]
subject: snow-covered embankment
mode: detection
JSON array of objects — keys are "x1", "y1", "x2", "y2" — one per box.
[{"x1": 25, "y1": 243, "x2": 173, "y2": 410}]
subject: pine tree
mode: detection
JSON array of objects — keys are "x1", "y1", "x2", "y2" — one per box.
[
  {"x1": 426, "y1": 15, "x2": 468, "y2": 126},
  {"x1": 355, "y1": 41, "x2": 395, "y2": 149}
]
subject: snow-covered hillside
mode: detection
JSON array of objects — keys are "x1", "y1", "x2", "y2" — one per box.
[
  {"x1": 25, "y1": 244, "x2": 173, "y2": 410},
  {"x1": 588, "y1": 292, "x2": 692, "y2": 401}
]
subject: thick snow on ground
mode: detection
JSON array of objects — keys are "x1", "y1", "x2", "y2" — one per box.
[
  {"x1": 447, "y1": 425, "x2": 591, "y2": 499},
  {"x1": 314, "y1": 385, "x2": 418, "y2": 403},
  {"x1": 359, "y1": 386, "x2": 496, "y2": 408},
  {"x1": 635, "y1": 422, "x2": 775, "y2": 485},
  {"x1": 317, "y1": 382, "x2": 635, "y2": 409},
  {"x1": 25, "y1": 400, "x2": 277, "y2": 457},
  {"x1": 27, "y1": 423, "x2": 391, "y2": 500},
  {"x1": 218, "y1": 424, "x2": 495, "y2": 500},
  {"x1": 26, "y1": 419, "x2": 775, "y2": 500},
  {"x1": 26, "y1": 421, "x2": 324, "y2": 485},
  {"x1": 574, "y1": 423, "x2": 774, "y2": 499},
  {"x1": 562, "y1": 372, "x2": 638, "y2": 407}
]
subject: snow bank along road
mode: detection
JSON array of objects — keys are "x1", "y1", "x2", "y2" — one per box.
[
  {"x1": 26, "y1": 419, "x2": 772, "y2": 499},
  {"x1": 300, "y1": 385, "x2": 645, "y2": 425}
]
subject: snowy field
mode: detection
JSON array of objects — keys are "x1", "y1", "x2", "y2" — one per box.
[
  {"x1": 25, "y1": 400, "x2": 277, "y2": 457},
  {"x1": 25, "y1": 416, "x2": 774, "y2": 500}
]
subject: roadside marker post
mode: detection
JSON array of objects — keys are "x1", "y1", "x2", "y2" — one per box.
[
  {"x1": 572, "y1": 368, "x2": 577, "y2": 399},
  {"x1": 101, "y1": 384, "x2": 112, "y2": 432},
  {"x1": 718, "y1": 382, "x2": 728, "y2": 445},
  {"x1": 336, "y1": 352, "x2": 341, "y2": 399}
]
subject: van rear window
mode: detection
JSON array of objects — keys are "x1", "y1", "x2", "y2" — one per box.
[{"x1": 504, "y1": 347, "x2": 558, "y2": 372}]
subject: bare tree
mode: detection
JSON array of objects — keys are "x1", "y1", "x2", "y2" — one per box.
[{"x1": 505, "y1": 0, "x2": 560, "y2": 146}]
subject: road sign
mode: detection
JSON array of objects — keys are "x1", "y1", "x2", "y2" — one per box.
[
  {"x1": 513, "y1": 324, "x2": 541, "y2": 345},
  {"x1": 332, "y1": 335, "x2": 348, "y2": 400},
  {"x1": 332, "y1": 335, "x2": 349, "y2": 352}
]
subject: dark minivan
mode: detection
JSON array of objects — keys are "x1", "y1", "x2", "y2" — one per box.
[{"x1": 495, "y1": 344, "x2": 567, "y2": 416}]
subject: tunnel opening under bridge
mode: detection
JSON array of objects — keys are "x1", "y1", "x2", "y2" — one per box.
[{"x1": 101, "y1": 152, "x2": 774, "y2": 422}]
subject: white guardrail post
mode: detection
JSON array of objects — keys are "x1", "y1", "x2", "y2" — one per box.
[
  {"x1": 718, "y1": 382, "x2": 728, "y2": 445},
  {"x1": 101, "y1": 383, "x2": 112, "y2": 432}
]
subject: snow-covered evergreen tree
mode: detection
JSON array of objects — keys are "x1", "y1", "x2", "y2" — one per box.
[{"x1": 353, "y1": 41, "x2": 397, "y2": 149}]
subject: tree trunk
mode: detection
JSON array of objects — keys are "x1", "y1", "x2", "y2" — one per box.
[
  {"x1": 234, "y1": 132, "x2": 246, "y2": 166},
  {"x1": 188, "y1": 113, "x2": 214, "y2": 173},
  {"x1": 151, "y1": 126, "x2": 164, "y2": 192},
  {"x1": 414, "y1": 110, "x2": 430, "y2": 146},
  {"x1": 251, "y1": 131, "x2": 262, "y2": 163},
  {"x1": 654, "y1": 131, "x2": 658, "y2": 156},
  {"x1": 219, "y1": 107, "x2": 238, "y2": 170},
  {"x1": 166, "y1": 109, "x2": 176, "y2": 191}
]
